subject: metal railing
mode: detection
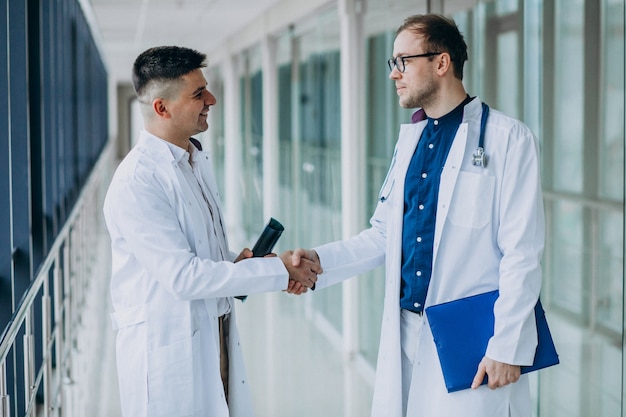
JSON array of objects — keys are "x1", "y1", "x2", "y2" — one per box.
[{"x1": 0, "y1": 143, "x2": 114, "y2": 417}]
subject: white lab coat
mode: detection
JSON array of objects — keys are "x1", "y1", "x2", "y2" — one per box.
[
  {"x1": 314, "y1": 98, "x2": 545, "y2": 417},
  {"x1": 103, "y1": 131, "x2": 289, "y2": 417}
]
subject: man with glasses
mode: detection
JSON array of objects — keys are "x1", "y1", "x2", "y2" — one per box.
[{"x1": 290, "y1": 14, "x2": 544, "y2": 417}]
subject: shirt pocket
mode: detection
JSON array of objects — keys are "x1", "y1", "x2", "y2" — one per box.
[
  {"x1": 448, "y1": 171, "x2": 495, "y2": 229},
  {"x1": 147, "y1": 331, "x2": 199, "y2": 416}
]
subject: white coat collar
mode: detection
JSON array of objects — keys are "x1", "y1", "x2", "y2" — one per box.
[
  {"x1": 460, "y1": 96, "x2": 483, "y2": 124},
  {"x1": 138, "y1": 129, "x2": 190, "y2": 165}
]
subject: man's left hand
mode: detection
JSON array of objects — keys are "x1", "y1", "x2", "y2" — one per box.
[{"x1": 471, "y1": 356, "x2": 520, "y2": 390}]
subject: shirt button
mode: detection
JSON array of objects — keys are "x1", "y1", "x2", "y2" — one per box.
[
  {"x1": 434, "y1": 120, "x2": 439, "y2": 125},
  {"x1": 416, "y1": 237, "x2": 422, "y2": 243},
  {"x1": 429, "y1": 144, "x2": 434, "y2": 149},
  {"x1": 418, "y1": 204, "x2": 424, "y2": 210},
  {"x1": 414, "y1": 302, "x2": 420, "y2": 308},
  {"x1": 421, "y1": 173, "x2": 427, "y2": 179},
  {"x1": 416, "y1": 271, "x2": 422, "y2": 276}
]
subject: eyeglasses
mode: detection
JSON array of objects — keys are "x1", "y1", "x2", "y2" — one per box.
[{"x1": 387, "y1": 52, "x2": 442, "y2": 73}]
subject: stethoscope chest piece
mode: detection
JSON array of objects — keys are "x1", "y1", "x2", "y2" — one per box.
[{"x1": 472, "y1": 146, "x2": 487, "y2": 167}]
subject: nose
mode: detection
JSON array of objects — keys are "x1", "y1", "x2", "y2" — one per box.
[
  {"x1": 204, "y1": 89, "x2": 217, "y2": 106},
  {"x1": 389, "y1": 66, "x2": 401, "y2": 80}
]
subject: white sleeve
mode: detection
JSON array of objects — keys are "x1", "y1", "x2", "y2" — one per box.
[{"x1": 104, "y1": 176, "x2": 288, "y2": 300}]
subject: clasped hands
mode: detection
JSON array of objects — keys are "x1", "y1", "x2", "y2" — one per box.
[
  {"x1": 279, "y1": 248, "x2": 321, "y2": 294},
  {"x1": 234, "y1": 247, "x2": 321, "y2": 294}
]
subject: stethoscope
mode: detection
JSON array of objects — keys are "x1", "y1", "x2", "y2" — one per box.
[
  {"x1": 379, "y1": 102, "x2": 489, "y2": 203},
  {"x1": 471, "y1": 103, "x2": 490, "y2": 168}
]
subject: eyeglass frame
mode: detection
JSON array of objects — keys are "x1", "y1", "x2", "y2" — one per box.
[{"x1": 387, "y1": 52, "x2": 442, "y2": 73}]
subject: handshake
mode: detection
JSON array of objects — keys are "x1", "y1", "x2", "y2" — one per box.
[
  {"x1": 234, "y1": 247, "x2": 321, "y2": 295},
  {"x1": 279, "y1": 248, "x2": 322, "y2": 295}
]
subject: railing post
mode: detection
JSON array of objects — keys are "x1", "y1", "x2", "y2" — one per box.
[
  {"x1": 62, "y1": 237, "x2": 74, "y2": 417},
  {"x1": 43, "y1": 269, "x2": 51, "y2": 417},
  {"x1": 23, "y1": 311, "x2": 35, "y2": 410},
  {"x1": 53, "y1": 252, "x2": 64, "y2": 416},
  {"x1": 1, "y1": 361, "x2": 10, "y2": 417}
]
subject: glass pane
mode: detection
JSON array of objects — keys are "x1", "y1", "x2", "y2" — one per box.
[
  {"x1": 207, "y1": 67, "x2": 226, "y2": 196},
  {"x1": 495, "y1": 0, "x2": 519, "y2": 15},
  {"x1": 553, "y1": 0, "x2": 584, "y2": 193},
  {"x1": 296, "y1": 10, "x2": 343, "y2": 333},
  {"x1": 496, "y1": 30, "x2": 520, "y2": 119},
  {"x1": 365, "y1": 31, "x2": 413, "y2": 216},
  {"x1": 276, "y1": 32, "x2": 296, "y2": 249},
  {"x1": 357, "y1": 267, "x2": 385, "y2": 365},
  {"x1": 361, "y1": 0, "x2": 423, "y2": 366},
  {"x1": 596, "y1": 209, "x2": 622, "y2": 333},
  {"x1": 0, "y1": 0, "x2": 10, "y2": 329},
  {"x1": 599, "y1": 0, "x2": 625, "y2": 201},
  {"x1": 538, "y1": 309, "x2": 621, "y2": 417},
  {"x1": 549, "y1": 200, "x2": 584, "y2": 316},
  {"x1": 239, "y1": 47, "x2": 264, "y2": 238},
  {"x1": 523, "y1": 0, "x2": 542, "y2": 137}
]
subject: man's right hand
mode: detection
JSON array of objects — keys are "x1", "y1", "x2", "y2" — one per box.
[{"x1": 279, "y1": 249, "x2": 321, "y2": 293}]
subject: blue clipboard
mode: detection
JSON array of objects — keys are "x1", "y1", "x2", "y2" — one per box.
[{"x1": 425, "y1": 290, "x2": 559, "y2": 393}]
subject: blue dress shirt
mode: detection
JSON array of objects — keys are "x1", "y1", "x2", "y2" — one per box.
[{"x1": 400, "y1": 96, "x2": 471, "y2": 313}]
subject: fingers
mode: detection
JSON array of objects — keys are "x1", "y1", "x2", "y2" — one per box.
[
  {"x1": 291, "y1": 248, "x2": 323, "y2": 274},
  {"x1": 291, "y1": 248, "x2": 306, "y2": 267},
  {"x1": 471, "y1": 360, "x2": 487, "y2": 389},
  {"x1": 234, "y1": 248, "x2": 253, "y2": 263},
  {"x1": 284, "y1": 280, "x2": 308, "y2": 295},
  {"x1": 472, "y1": 357, "x2": 521, "y2": 390}
]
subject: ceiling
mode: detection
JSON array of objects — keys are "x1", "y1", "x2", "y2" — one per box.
[{"x1": 86, "y1": 0, "x2": 282, "y2": 84}]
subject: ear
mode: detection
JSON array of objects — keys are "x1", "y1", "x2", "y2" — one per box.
[
  {"x1": 152, "y1": 98, "x2": 170, "y2": 119},
  {"x1": 436, "y1": 53, "x2": 453, "y2": 77}
]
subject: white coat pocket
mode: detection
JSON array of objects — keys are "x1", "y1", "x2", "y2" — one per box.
[
  {"x1": 147, "y1": 331, "x2": 199, "y2": 416},
  {"x1": 448, "y1": 172, "x2": 495, "y2": 229}
]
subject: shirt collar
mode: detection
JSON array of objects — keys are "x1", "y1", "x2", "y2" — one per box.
[{"x1": 411, "y1": 95, "x2": 474, "y2": 124}]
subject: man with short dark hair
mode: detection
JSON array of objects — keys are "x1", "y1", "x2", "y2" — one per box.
[
  {"x1": 104, "y1": 46, "x2": 319, "y2": 417},
  {"x1": 291, "y1": 14, "x2": 544, "y2": 417}
]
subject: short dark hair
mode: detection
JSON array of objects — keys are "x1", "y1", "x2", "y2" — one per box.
[
  {"x1": 397, "y1": 14, "x2": 468, "y2": 80},
  {"x1": 132, "y1": 46, "x2": 207, "y2": 97}
]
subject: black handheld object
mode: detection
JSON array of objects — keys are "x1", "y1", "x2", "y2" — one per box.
[
  {"x1": 251, "y1": 217, "x2": 284, "y2": 257},
  {"x1": 235, "y1": 218, "x2": 284, "y2": 302}
]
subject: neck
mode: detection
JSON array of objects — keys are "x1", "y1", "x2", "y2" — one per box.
[
  {"x1": 422, "y1": 82, "x2": 468, "y2": 119},
  {"x1": 145, "y1": 123, "x2": 189, "y2": 150}
]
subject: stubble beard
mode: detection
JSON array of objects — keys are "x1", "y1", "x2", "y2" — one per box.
[{"x1": 399, "y1": 80, "x2": 439, "y2": 110}]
